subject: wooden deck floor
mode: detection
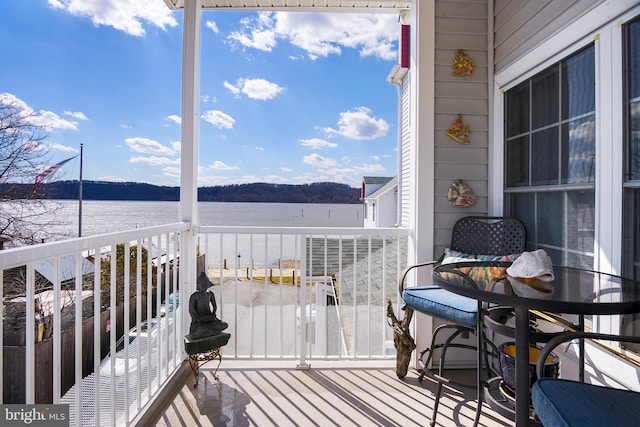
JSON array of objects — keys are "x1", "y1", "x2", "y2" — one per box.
[{"x1": 147, "y1": 360, "x2": 514, "y2": 427}]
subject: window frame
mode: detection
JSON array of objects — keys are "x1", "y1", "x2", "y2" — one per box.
[
  {"x1": 502, "y1": 44, "x2": 597, "y2": 268},
  {"x1": 492, "y1": 5, "x2": 640, "y2": 278}
]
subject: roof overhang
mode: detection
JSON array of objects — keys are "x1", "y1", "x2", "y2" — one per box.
[{"x1": 162, "y1": 0, "x2": 411, "y2": 13}]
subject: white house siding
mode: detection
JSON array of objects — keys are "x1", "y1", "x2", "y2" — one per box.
[
  {"x1": 400, "y1": 72, "x2": 411, "y2": 228},
  {"x1": 493, "y1": 0, "x2": 601, "y2": 74},
  {"x1": 378, "y1": 191, "x2": 398, "y2": 228},
  {"x1": 432, "y1": 0, "x2": 490, "y2": 255}
]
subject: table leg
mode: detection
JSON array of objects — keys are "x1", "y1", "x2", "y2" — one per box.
[{"x1": 515, "y1": 307, "x2": 530, "y2": 426}]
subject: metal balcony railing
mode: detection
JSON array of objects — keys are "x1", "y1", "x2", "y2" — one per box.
[{"x1": 0, "y1": 223, "x2": 409, "y2": 426}]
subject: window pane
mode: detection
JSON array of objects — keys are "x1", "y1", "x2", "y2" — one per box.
[
  {"x1": 509, "y1": 193, "x2": 535, "y2": 250},
  {"x1": 561, "y1": 115, "x2": 596, "y2": 184},
  {"x1": 506, "y1": 136, "x2": 529, "y2": 187},
  {"x1": 566, "y1": 190, "x2": 595, "y2": 254},
  {"x1": 531, "y1": 127, "x2": 559, "y2": 185},
  {"x1": 532, "y1": 66, "x2": 559, "y2": 128},
  {"x1": 537, "y1": 192, "x2": 564, "y2": 247},
  {"x1": 630, "y1": 19, "x2": 640, "y2": 100},
  {"x1": 623, "y1": 187, "x2": 640, "y2": 352},
  {"x1": 506, "y1": 81, "x2": 530, "y2": 137},
  {"x1": 631, "y1": 101, "x2": 640, "y2": 180},
  {"x1": 629, "y1": 19, "x2": 640, "y2": 180},
  {"x1": 623, "y1": 188, "x2": 640, "y2": 280},
  {"x1": 562, "y1": 46, "x2": 595, "y2": 119}
]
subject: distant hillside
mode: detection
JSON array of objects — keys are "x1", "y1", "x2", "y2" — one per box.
[{"x1": 4, "y1": 181, "x2": 362, "y2": 203}]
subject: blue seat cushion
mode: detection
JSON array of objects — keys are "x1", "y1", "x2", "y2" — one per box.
[
  {"x1": 403, "y1": 286, "x2": 478, "y2": 328},
  {"x1": 532, "y1": 378, "x2": 640, "y2": 427}
]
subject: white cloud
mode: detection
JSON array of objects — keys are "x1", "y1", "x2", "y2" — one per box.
[
  {"x1": 0, "y1": 93, "x2": 83, "y2": 130},
  {"x1": 299, "y1": 138, "x2": 338, "y2": 150},
  {"x1": 162, "y1": 166, "x2": 180, "y2": 178},
  {"x1": 125, "y1": 137, "x2": 176, "y2": 156},
  {"x1": 302, "y1": 153, "x2": 336, "y2": 168},
  {"x1": 206, "y1": 20, "x2": 219, "y2": 34},
  {"x1": 224, "y1": 81, "x2": 241, "y2": 97},
  {"x1": 225, "y1": 78, "x2": 284, "y2": 101},
  {"x1": 129, "y1": 155, "x2": 179, "y2": 166},
  {"x1": 170, "y1": 141, "x2": 181, "y2": 152},
  {"x1": 241, "y1": 78, "x2": 283, "y2": 100},
  {"x1": 166, "y1": 114, "x2": 181, "y2": 124},
  {"x1": 228, "y1": 12, "x2": 277, "y2": 52},
  {"x1": 324, "y1": 107, "x2": 389, "y2": 140},
  {"x1": 31, "y1": 110, "x2": 80, "y2": 131},
  {"x1": 280, "y1": 167, "x2": 293, "y2": 172},
  {"x1": 48, "y1": 0, "x2": 178, "y2": 37},
  {"x1": 255, "y1": 146, "x2": 264, "y2": 151},
  {"x1": 210, "y1": 161, "x2": 240, "y2": 171},
  {"x1": 201, "y1": 110, "x2": 235, "y2": 129},
  {"x1": 352, "y1": 163, "x2": 386, "y2": 173},
  {"x1": 63, "y1": 111, "x2": 88, "y2": 121},
  {"x1": 97, "y1": 175, "x2": 126, "y2": 182},
  {"x1": 229, "y1": 12, "x2": 398, "y2": 60},
  {"x1": 48, "y1": 142, "x2": 80, "y2": 153}
]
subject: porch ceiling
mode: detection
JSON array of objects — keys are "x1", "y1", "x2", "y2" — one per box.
[{"x1": 162, "y1": 0, "x2": 411, "y2": 12}]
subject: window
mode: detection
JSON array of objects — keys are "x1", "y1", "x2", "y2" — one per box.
[
  {"x1": 624, "y1": 16, "x2": 640, "y2": 281},
  {"x1": 504, "y1": 45, "x2": 596, "y2": 269},
  {"x1": 622, "y1": 16, "x2": 640, "y2": 347}
]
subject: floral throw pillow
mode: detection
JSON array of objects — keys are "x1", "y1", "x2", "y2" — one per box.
[{"x1": 440, "y1": 249, "x2": 520, "y2": 289}]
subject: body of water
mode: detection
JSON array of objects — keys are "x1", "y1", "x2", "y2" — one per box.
[{"x1": 49, "y1": 200, "x2": 364, "y2": 239}]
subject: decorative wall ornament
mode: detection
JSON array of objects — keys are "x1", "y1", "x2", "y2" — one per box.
[
  {"x1": 447, "y1": 115, "x2": 470, "y2": 145},
  {"x1": 452, "y1": 49, "x2": 475, "y2": 76},
  {"x1": 448, "y1": 181, "x2": 477, "y2": 208}
]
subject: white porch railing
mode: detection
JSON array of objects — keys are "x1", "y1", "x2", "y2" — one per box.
[
  {"x1": 0, "y1": 223, "x2": 408, "y2": 426},
  {"x1": 196, "y1": 226, "x2": 409, "y2": 365}
]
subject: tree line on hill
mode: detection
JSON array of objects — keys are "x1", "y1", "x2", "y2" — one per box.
[{"x1": 1, "y1": 181, "x2": 362, "y2": 204}]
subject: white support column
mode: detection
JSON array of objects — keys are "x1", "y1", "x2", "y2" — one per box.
[
  {"x1": 179, "y1": 0, "x2": 201, "y2": 344},
  {"x1": 408, "y1": 0, "x2": 436, "y2": 367}
]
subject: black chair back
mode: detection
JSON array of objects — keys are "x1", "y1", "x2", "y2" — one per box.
[{"x1": 450, "y1": 216, "x2": 526, "y2": 256}]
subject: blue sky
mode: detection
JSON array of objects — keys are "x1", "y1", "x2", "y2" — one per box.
[{"x1": 0, "y1": 1, "x2": 401, "y2": 188}]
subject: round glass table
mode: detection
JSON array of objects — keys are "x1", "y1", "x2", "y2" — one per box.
[{"x1": 432, "y1": 261, "x2": 640, "y2": 426}]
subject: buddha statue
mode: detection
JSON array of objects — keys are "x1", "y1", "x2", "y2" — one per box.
[{"x1": 187, "y1": 272, "x2": 228, "y2": 340}]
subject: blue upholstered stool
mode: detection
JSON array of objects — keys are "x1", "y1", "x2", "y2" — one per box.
[
  {"x1": 532, "y1": 378, "x2": 640, "y2": 427},
  {"x1": 531, "y1": 332, "x2": 640, "y2": 427},
  {"x1": 403, "y1": 286, "x2": 478, "y2": 328}
]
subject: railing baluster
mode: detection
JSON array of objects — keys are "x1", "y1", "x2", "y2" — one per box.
[
  {"x1": 135, "y1": 239, "x2": 142, "y2": 408},
  {"x1": 26, "y1": 263, "x2": 35, "y2": 404},
  {"x1": 53, "y1": 256, "x2": 61, "y2": 403},
  {"x1": 109, "y1": 244, "x2": 116, "y2": 426},
  {"x1": 93, "y1": 245, "x2": 101, "y2": 424},
  {"x1": 145, "y1": 236, "x2": 152, "y2": 400},
  {"x1": 75, "y1": 252, "x2": 84, "y2": 424},
  {"x1": 263, "y1": 233, "x2": 268, "y2": 357},
  {"x1": 298, "y1": 233, "x2": 308, "y2": 368},
  {"x1": 0, "y1": 269, "x2": 3, "y2": 403},
  {"x1": 352, "y1": 235, "x2": 358, "y2": 358},
  {"x1": 367, "y1": 235, "x2": 372, "y2": 358},
  {"x1": 124, "y1": 240, "x2": 130, "y2": 423}
]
